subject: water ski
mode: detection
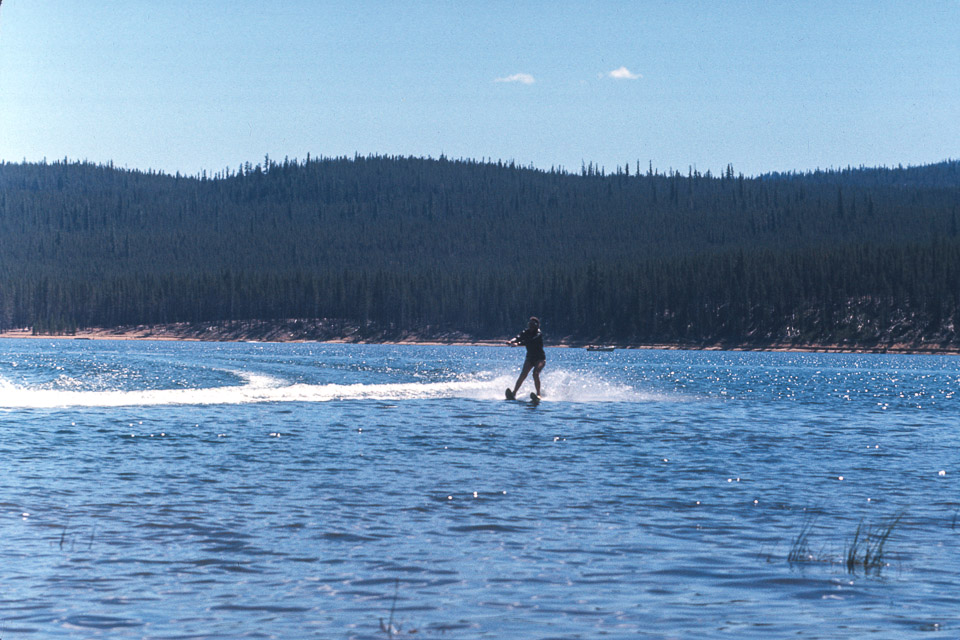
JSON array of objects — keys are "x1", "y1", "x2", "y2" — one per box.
[{"x1": 506, "y1": 388, "x2": 540, "y2": 404}]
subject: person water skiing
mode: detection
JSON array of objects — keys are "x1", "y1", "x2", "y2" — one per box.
[{"x1": 505, "y1": 316, "x2": 546, "y2": 400}]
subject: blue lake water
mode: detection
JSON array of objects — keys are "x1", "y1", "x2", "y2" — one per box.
[{"x1": 1, "y1": 339, "x2": 959, "y2": 638}]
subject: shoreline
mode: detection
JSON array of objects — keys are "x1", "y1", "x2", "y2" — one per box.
[{"x1": 1, "y1": 324, "x2": 958, "y2": 356}]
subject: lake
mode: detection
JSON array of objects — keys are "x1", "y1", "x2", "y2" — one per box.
[{"x1": 1, "y1": 339, "x2": 958, "y2": 638}]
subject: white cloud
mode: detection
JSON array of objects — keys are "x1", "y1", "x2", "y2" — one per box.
[
  {"x1": 606, "y1": 66, "x2": 641, "y2": 80},
  {"x1": 495, "y1": 73, "x2": 535, "y2": 85}
]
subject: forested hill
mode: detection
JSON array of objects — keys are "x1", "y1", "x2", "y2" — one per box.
[
  {"x1": 1, "y1": 155, "x2": 959, "y2": 348},
  {"x1": 762, "y1": 160, "x2": 960, "y2": 189}
]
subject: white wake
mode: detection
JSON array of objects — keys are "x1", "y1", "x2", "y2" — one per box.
[{"x1": 0, "y1": 369, "x2": 653, "y2": 409}]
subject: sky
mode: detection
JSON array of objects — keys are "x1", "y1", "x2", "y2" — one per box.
[{"x1": 0, "y1": 0, "x2": 958, "y2": 177}]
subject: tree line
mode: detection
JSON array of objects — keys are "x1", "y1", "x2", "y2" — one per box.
[{"x1": 1, "y1": 155, "x2": 958, "y2": 346}]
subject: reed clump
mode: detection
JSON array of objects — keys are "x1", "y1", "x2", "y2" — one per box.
[
  {"x1": 787, "y1": 513, "x2": 820, "y2": 564},
  {"x1": 845, "y1": 512, "x2": 903, "y2": 573},
  {"x1": 786, "y1": 510, "x2": 904, "y2": 572}
]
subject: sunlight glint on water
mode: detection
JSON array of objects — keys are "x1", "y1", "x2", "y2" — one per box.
[{"x1": 0, "y1": 340, "x2": 959, "y2": 638}]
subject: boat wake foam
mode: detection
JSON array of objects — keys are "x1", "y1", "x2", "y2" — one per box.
[{"x1": 0, "y1": 369, "x2": 658, "y2": 408}]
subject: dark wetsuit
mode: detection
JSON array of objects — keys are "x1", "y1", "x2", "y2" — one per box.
[{"x1": 514, "y1": 328, "x2": 546, "y2": 364}]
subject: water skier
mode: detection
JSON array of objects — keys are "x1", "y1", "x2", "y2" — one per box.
[{"x1": 506, "y1": 316, "x2": 546, "y2": 400}]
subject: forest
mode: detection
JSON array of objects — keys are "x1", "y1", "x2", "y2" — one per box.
[{"x1": 1, "y1": 154, "x2": 959, "y2": 348}]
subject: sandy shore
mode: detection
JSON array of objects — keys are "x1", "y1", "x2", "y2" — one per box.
[
  {"x1": 0, "y1": 325, "x2": 507, "y2": 347},
  {"x1": 1, "y1": 323, "x2": 958, "y2": 355}
]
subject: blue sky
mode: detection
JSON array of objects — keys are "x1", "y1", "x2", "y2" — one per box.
[{"x1": 1, "y1": 0, "x2": 957, "y2": 176}]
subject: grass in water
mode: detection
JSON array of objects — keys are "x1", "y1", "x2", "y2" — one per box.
[
  {"x1": 787, "y1": 512, "x2": 820, "y2": 564},
  {"x1": 379, "y1": 578, "x2": 400, "y2": 638},
  {"x1": 845, "y1": 512, "x2": 904, "y2": 573},
  {"x1": 786, "y1": 509, "x2": 904, "y2": 572}
]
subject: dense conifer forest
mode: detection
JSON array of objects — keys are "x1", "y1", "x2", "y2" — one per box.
[{"x1": 1, "y1": 154, "x2": 959, "y2": 347}]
